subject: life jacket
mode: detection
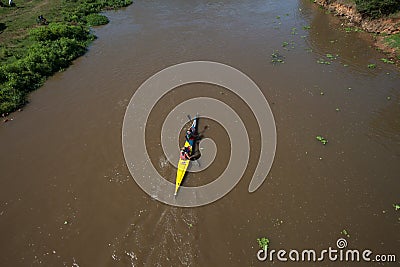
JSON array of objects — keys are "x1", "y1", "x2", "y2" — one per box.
[
  {"x1": 186, "y1": 129, "x2": 196, "y2": 140},
  {"x1": 180, "y1": 147, "x2": 191, "y2": 160}
]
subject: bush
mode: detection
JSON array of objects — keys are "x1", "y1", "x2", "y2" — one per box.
[
  {"x1": 63, "y1": 0, "x2": 132, "y2": 23},
  {"x1": 355, "y1": 0, "x2": 400, "y2": 18},
  {"x1": 85, "y1": 13, "x2": 109, "y2": 26},
  {"x1": 30, "y1": 23, "x2": 91, "y2": 42},
  {"x1": 0, "y1": 87, "x2": 26, "y2": 113}
]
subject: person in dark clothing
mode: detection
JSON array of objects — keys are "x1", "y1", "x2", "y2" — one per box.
[{"x1": 37, "y1": 15, "x2": 48, "y2": 25}]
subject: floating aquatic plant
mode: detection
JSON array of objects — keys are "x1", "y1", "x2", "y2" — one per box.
[
  {"x1": 326, "y1": 53, "x2": 338, "y2": 59},
  {"x1": 341, "y1": 229, "x2": 350, "y2": 238},
  {"x1": 368, "y1": 63, "x2": 376, "y2": 69},
  {"x1": 316, "y1": 135, "x2": 328, "y2": 145},
  {"x1": 303, "y1": 25, "x2": 311, "y2": 30},
  {"x1": 257, "y1": 237, "x2": 270, "y2": 250},
  {"x1": 282, "y1": 41, "x2": 289, "y2": 47},
  {"x1": 381, "y1": 58, "x2": 394, "y2": 64},
  {"x1": 271, "y1": 51, "x2": 285, "y2": 64},
  {"x1": 393, "y1": 204, "x2": 400, "y2": 211},
  {"x1": 317, "y1": 59, "x2": 331, "y2": 65}
]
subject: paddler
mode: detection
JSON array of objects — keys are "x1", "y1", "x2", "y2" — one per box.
[
  {"x1": 185, "y1": 127, "x2": 198, "y2": 142},
  {"x1": 180, "y1": 146, "x2": 192, "y2": 160}
]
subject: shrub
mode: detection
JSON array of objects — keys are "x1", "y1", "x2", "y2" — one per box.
[
  {"x1": 355, "y1": 0, "x2": 400, "y2": 18},
  {"x1": 30, "y1": 23, "x2": 91, "y2": 42},
  {"x1": 85, "y1": 13, "x2": 109, "y2": 26}
]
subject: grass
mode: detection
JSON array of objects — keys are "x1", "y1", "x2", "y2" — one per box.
[
  {"x1": 0, "y1": 0, "x2": 132, "y2": 114},
  {"x1": 385, "y1": 33, "x2": 400, "y2": 50}
]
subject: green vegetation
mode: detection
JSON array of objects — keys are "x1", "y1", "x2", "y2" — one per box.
[
  {"x1": 367, "y1": 63, "x2": 376, "y2": 69},
  {"x1": 341, "y1": 229, "x2": 350, "y2": 238},
  {"x1": 326, "y1": 53, "x2": 338, "y2": 60},
  {"x1": 0, "y1": 23, "x2": 93, "y2": 112},
  {"x1": 0, "y1": 0, "x2": 132, "y2": 114},
  {"x1": 271, "y1": 51, "x2": 285, "y2": 64},
  {"x1": 316, "y1": 135, "x2": 328, "y2": 145},
  {"x1": 380, "y1": 58, "x2": 395, "y2": 64},
  {"x1": 257, "y1": 237, "x2": 270, "y2": 250},
  {"x1": 85, "y1": 13, "x2": 109, "y2": 26},
  {"x1": 355, "y1": 0, "x2": 400, "y2": 18},
  {"x1": 394, "y1": 204, "x2": 400, "y2": 211},
  {"x1": 317, "y1": 58, "x2": 331, "y2": 65},
  {"x1": 385, "y1": 33, "x2": 400, "y2": 51},
  {"x1": 344, "y1": 26, "x2": 363, "y2": 33}
]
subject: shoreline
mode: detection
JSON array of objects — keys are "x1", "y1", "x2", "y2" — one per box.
[
  {"x1": 313, "y1": 0, "x2": 400, "y2": 60},
  {"x1": 0, "y1": 0, "x2": 133, "y2": 116}
]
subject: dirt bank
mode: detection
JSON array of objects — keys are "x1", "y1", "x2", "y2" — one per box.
[{"x1": 314, "y1": 0, "x2": 400, "y2": 58}]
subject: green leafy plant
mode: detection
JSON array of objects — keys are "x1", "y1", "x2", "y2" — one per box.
[
  {"x1": 85, "y1": 13, "x2": 109, "y2": 26},
  {"x1": 257, "y1": 237, "x2": 270, "y2": 250},
  {"x1": 326, "y1": 53, "x2": 337, "y2": 60},
  {"x1": 393, "y1": 204, "x2": 400, "y2": 211},
  {"x1": 368, "y1": 63, "x2": 376, "y2": 69},
  {"x1": 380, "y1": 58, "x2": 394, "y2": 64},
  {"x1": 316, "y1": 135, "x2": 328, "y2": 145},
  {"x1": 317, "y1": 58, "x2": 331, "y2": 65},
  {"x1": 303, "y1": 25, "x2": 311, "y2": 30},
  {"x1": 341, "y1": 229, "x2": 350, "y2": 237},
  {"x1": 271, "y1": 51, "x2": 285, "y2": 64}
]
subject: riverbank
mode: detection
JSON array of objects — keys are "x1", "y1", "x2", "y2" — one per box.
[
  {"x1": 0, "y1": 0, "x2": 132, "y2": 115},
  {"x1": 313, "y1": 0, "x2": 400, "y2": 60}
]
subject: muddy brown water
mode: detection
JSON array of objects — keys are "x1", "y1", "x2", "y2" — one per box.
[{"x1": 0, "y1": 0, "x2": 399, "y2": 266}]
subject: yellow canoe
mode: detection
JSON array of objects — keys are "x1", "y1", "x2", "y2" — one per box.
[{"x1": 174, "y1": 116, "x2": 198, "y2": 196}]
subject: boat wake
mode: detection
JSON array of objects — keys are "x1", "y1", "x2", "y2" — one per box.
[{"x1": 108, "y1": 205, "x2": 198, "y2": 266}]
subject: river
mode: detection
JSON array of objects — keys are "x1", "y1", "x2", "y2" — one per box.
[{"x1": 0, "y1": 0, "x2": 399, "y2": 266}]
